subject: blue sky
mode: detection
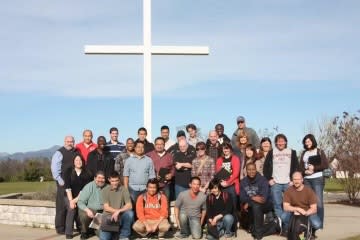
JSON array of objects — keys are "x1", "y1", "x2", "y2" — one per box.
[{"x1": 1, "y1": 0, "x2": 359, "y2": 153}]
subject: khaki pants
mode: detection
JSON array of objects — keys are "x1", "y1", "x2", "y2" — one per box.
[{"x1": 133, "y1": 219, "x2": 170, "y2": 237}]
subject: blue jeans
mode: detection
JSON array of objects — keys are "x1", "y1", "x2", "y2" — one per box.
[
  {"x1": 282, "y1": 212, "x2": 322, "y2": 231},
  {"x1": 223, "y1": 185, "x2": 238, "y2": 209},
  {"x1": 304, "y1": 176, "x2": 324, "y2": 229},
  {"x1": 271, "y1": 183, "x2": 289, "y2": 228},
  {"x1": 99, "y1": 210, "x2": 134, "y2": 240},
  {"x1": 175, "y1": 184, "x2": 189, "y2": 199},
  {"x1": 207, "y1": 214, "x2": 234, "y2": 240},
  {"x1": 178, "y1": 212, "x2": 202, "y2": 239},
  {"x1": 128, "y1": 187, "x2": 145, "y2": 203}
]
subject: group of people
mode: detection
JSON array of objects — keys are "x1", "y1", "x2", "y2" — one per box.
[{"x1": 51, "y1": 116, "x2": 329, "y2": 240}]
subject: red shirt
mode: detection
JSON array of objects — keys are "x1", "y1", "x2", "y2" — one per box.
[
  {"x1": 216, "y1": 154, "x2": 241, "y2": 194},
  {"x1": 76, "y1": 142, "x2": 97, "y2": 163}
]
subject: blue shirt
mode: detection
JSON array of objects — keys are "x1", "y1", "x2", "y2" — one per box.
[
  {"x1": 123, "y1": 154, "x2": 155, "y2": 191},
  {"x1": 51, "y1": 150, "x2": 64, "y2": 185}
]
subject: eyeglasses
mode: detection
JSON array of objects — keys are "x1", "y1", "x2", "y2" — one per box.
[{"x1": 196, "y1": 147, "x2": 206, "y2": 151}]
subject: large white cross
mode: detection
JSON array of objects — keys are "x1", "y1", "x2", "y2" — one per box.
[{"x1": 84, "y1": 0, "x2": 209, "y2": 140}]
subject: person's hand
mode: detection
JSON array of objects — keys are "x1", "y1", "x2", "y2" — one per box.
[
  {"x1": 200, "y1": 186, "x2": 207, "y2": 193},
  {"x1": 220, "y1": 180, "x2": 228, "y2": 187},
  {"x1": 295, "y1": 207, "x2": 306, "y2": 215},
  {"x1": 157, "y1": 175, "x2": 161, "y2": 180},
  {"x1": 151, "y1": 224, "x2": 158, "y2": 232},
  {"x1": 252, "y1": 195, "x2": 265, "y2": 204},
  {"x1": 269, "y1": 179, "x2": 276, "y2": 186},
  {"x1": 145, "y1": 223, "x2": 152, "y2": 233},
  {"x1": 242, "y1": 203, "x2": 249, "y2": 212},
  {"x1": 175, "y1": 162, "x2": 182, "y2": 170},
  {"x1": 288, "y1": 181, "x2": 294, "y2": 186},
  {"x1": 85, "y1": 209, "x2": 94, "y2": 218},
  {"x1": 210, "y1": 219, "x2": 217, "y2": 226},
  {"x1": 70, "y1": 199, "x2": 76, "y2": 209},
  {"x1": 111, "y1": 210, "x2": 120, "y2": 222},
  {"x1": 165, "y1": 173, "x2": 172, "y2": 180},
  {"x1": 308, "y1": 164, "x2": 314, "y2": 172}
]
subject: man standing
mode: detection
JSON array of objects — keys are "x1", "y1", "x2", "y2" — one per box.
[
  {"x1": 186, "y1": 124, "x2": 203, "y2": 148},
  {"x1": 136, "y1": 127, "x2": 155, "y2": 154},
  {"x1": 160, "y1": 125, "x2": 176, "y2": 151},
  {"x1": 231, "y1": 116, "x2": 260, "y2": 151},
  {"x1": 264, "y1": 134, "x2": 298, "y2": 235},
  {"x1": 240, "y1": 163, "x2": 280, "y2": 240},
  {"x1": 133, "y1": 179, "x2": 170, "y2": 239},
  {"x1": 76, "y1": 129, "x2": 97, "y2": 164},
  {"x1": 51, "y1": 135, "x2": 78, "y2": 235},
  {"x1": 167, "y1": 130, "x2": 192, "y2": 155},
  {"x1": 106, "y1": 127, "x2": 125, "y2": 159},
  {"x1": 114, "y1": 138, "x2": 135, "y2": 185},
  {"x1": 146, "y1": 137, "x2": 174, "y2": 201},
  {"x1": 77, "y1": 171, "x2": 107, "y2": 240},
  {"x1": 173, "y1": 139, "x2": 196, "y2": 198},
  {"x1": 123, "y1": 141, "x2": 156, "y2": 203},
  {"x1": 100, "y1": 172, "x2": 134, "y2": 240},
  {"x1": 87, "y1": 136, "x2": 114, "y2": 181},
  {"x1": 206, "y1": 130, "x2": 222, "y2": 162},
  {"x1": 215, "y1": 123, "x2": 231, "y2": 145},
  {"x1": 174, "y1": 177, "x2": 207, "y2": 239},
  {"x1": 283, "y1": 172, "x2": 321, "y2": 240}
]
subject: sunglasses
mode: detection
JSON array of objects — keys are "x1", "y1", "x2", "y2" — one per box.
[
  {"x1": 237, "y1": 120, "x2": 245, "y2": 124},
  {"x1": 196, "y1": 147, "x2": 206, "y2": 151}
]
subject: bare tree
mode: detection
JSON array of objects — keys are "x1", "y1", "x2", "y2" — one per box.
[{"x1": 319, "y1": 111, "x2": 360, "y2": 202}]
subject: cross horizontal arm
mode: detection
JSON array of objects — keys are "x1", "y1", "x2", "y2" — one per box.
[
  {"x1": 151, "y1": 46, "x2": 209, "y2": 55},
  {"x1": 85, "y1": 45, "x2": 144, "y2": 54},
  {"x1": 85, "y1": 45, "x2": 209, "y2": 55}
]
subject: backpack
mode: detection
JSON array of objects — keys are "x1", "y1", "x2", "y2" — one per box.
[{"x1": 142, "y1": 192, "x2": 162, "y2": 208}]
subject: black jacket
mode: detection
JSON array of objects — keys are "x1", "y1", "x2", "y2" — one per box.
[{"x1": 263, "y1": 149, "x2": 298, "y2": 181}]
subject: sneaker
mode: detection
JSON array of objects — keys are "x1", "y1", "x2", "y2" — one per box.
[
  {"x1": 175, "y1": 233, "x2": 188, "y2": 239},
  {"x1": 119, "y1": 238, "x2": 129, "y2": 240},
  {"x1": 275, "y1": 217, "x2": 282, "y2": 234},
  {"x1": 80, "y1": 233, "x2": 88, "y2": 240},
  {"x1": 65, "y1": 235, "x2": 73, "y2": 239},
  {"x1": 224, "y1": 231, "x2": 234, "y2": 238}
]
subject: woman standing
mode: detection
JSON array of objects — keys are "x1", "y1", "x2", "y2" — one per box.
[
  {"x1": 192, "y1": 141, "x2": 215, "y2": 193},
  {"x1": 255, "y1": 137, "x2": 272, "y2": 176},
  {"x1": 63, "y1": 155, "x2": 92, "y2": 239},
  {"x1": 240, "y1": 144, "x2": 258, "y2": 180},
  {"x1": 215, "y1": 142, "x2": 240, "y2": 206},
  {"x1": 299, "y1": 134, "x2": 329, "y2": 233}
]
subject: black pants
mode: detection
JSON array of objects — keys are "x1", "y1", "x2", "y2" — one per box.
[
  {"x1": 55, "y1": 183, "x2": 66, "y2": 233},
  {"x1": 249, "y1": 201, "x2": 278, "y2": 239}
]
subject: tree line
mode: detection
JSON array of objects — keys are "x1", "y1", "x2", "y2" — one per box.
[{"x1": 0, "y1": 157, "x2": 52, "y2": 182}]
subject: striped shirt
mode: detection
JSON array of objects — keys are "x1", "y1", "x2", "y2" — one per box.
[{"x1": 106, "y1": 141, "x2": 125, "y2": 159}]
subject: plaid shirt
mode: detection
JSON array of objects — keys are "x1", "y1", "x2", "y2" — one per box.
[
  {"x1": 191, "y1": 156, "x2": 215, "y2": 187},
  {"x1": 114, "y1": 151, "x2": 132, "y2": 185}
]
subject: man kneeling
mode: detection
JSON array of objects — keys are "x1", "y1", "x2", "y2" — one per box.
[
  {"x1": 133, "y1": 178, "x2": 170, "y2": 239},
  {"x1": 174, "y1": 176, "x2": 207, "y2": 239},
  {"x1": 240, "y1": 163, "x2": 280, "y2": 240},
  {"x1": 100, "y1": 172, "x2": 134, "y2": 240}
]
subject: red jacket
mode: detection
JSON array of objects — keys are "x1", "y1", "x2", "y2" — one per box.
[{"x1": 216, "y1": 154, "x2": 241, "y2": 194}]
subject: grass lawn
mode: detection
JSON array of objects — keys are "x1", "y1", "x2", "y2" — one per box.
[
  {"x1": 0, "y1": 181, "x2": 55, "y2": 195},
  {"x1": 324, "y1": 178, "x2": 344, "y2": 192}
]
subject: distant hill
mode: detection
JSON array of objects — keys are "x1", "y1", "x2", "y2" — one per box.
[{"x1": 0, "y1": 145, "x2": 61, "y2": 161}]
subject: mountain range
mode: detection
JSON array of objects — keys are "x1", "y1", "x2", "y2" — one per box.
[{"x1": 0, "y1": 145, "x2": 61, "y2": 161}]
